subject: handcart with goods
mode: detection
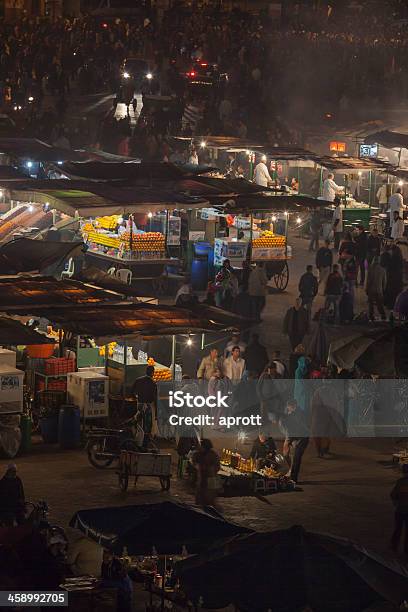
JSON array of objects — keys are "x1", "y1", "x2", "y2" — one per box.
[{"x1": 118, "y1": 451, "x2": 172, "y2": 492}]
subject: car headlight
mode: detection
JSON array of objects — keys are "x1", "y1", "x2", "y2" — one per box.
[
  {"x1": 123, "y1": 71, "x2": 130, "y2": 79},
  {"x1": 146, "y1": 73, "x2": 153, "y2": 80}
]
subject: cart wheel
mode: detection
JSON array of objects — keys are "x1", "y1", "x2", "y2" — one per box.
[
  {"x1": 152, "y1": 275, "x2": 168, "y2": 296},
  {"x1": 160, "y1": 476, "x2": 171, "y2": 491},
  {"x1": 119, "y1": 464, "x2": 129, "y2": 492},
  {"x1": 273, "y1": 262, "x2": 289, "y2": 292}
]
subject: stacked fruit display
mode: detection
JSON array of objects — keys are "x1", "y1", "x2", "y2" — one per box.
[
  {"x1": 152, "y1": 368, "x2": 172, "y2": 382},
  {"x1": 96, "y1": 215, "x2": 119, "y2": 230},
  {"x1": 86, "y1": 231, "x2": 121, "y2": 249},
  {"x1": 147, "y1": 357, "x2": 172, "y2": 382},
  {"x1": 121, "y1": 231, "x2": 165, "y2": 252},
  {"x1": 252, "y1": 230, "x2": 286, "y2": 249},
  {"x1": 81, "y1": 222, "x2": 94, "y2": 233}
]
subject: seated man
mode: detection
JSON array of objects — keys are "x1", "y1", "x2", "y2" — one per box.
[{"x1": 250, "y1": 433, "x2": 276, "y2": 467}]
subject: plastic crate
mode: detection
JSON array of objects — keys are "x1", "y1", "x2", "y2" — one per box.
[
  {"x1": 45, "y1": 358, "x2": 76, "y2": 376},
  {"x1": 38, "y1": 390, "x2": 66, "y2": 409}
]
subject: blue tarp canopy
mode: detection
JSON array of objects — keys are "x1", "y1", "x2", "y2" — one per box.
[{"x1": 69, "y1": 501, "x2": 252, "y2": 555}]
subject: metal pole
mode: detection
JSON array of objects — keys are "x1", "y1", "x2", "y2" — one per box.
[
  {"x1": 201, "y1": 333, "x2": 205, "y2": 350},
  {"x1": 165, "y1": 209, "x2": 169, "y2": 256},
  {"x1": 285, "y1": 212, "x2": 288, "y2": 258},
  {"x1": 249, "y1": 212, "x2": 253, "y2": 264},
  {"x1": 171, "y1": 335, "x2": 176, "y2": 389},
  {"x1": 368, "y1": 171, "x2": 372, "y2": 206}
]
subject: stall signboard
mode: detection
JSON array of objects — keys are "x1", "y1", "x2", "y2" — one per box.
[
  {"x1": 330, "y1": 141, "x2": 346, "y2": 153},
  {"x1": 234, "y1": 216, "x2": 251, "y2": 230},
  {"x1": 214, "y1": 238, "x2": 249, "y2": 268},
  {"x1": 167, "y1": 216, "x2": 181, "y2": 245},
  {"x1": 359, "y1": 143, "x2": 378, "y2": 158},
  {"x1": 201, "y1": 208, "x2": 224, "y2": 221},
  {"x1": 189, "y1": 231, "x2": 205, "y2": 241},
  {"x1": 252, "y1": 246, "x2": 292, "y2": 260}
]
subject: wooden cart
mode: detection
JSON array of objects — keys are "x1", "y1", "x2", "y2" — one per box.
[{"x1": 118, "y1": 451, "x2": 172, "y2": 492}]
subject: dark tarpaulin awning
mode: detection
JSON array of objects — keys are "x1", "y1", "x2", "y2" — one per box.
[
  {"x1": 0, "y1": 166, "x2": 27, "y2": 180},
  {"x1": 175, "y1": 526, "x2": 408, "y2": 610},
  {"x1": 318, "y1": 155, "x2": 394, "y2": 172},
  {"x1": 59, "y1": 161, "x2": 212, "y2": 181},
  {"x1": 223, "y1": 194, "x2": 333, "y2": 212},
  {"x1": 0, "y1": 317, "x2": 53, "y2": 345},
  {"x1": 69, "y1": 501, "x2": 252, "y2": 555},
  {"x1": 0, "y1": 239, "x2": 84, "y2": 274},
  {"x1": 0, "y1": 138, "x2": 81, "y2": 161},
  {"x1": 0, "y1": 275, "x2": 123, "y2": 312},
  {"x1": 35, "y1": 302, "x2": 246, "y2": 339},
  {"x1": 365, "y1": 130, "x2": 408, "y2": 150}
]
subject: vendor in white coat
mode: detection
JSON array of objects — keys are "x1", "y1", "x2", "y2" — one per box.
[
  {"x1": 223, "y1": 346, "x2": 245, "y2": 383},
  {"x1": 253, "y1": 160, "x2": 273, "y2": 187},
  {"x1": 391, "y1": 210, "x2": 405, "y2": 241},
  {"x1": 389, "y1": 188, "x2": 404, "y2": 226},
  {"x1": 322, "y1": 173, "x2": 343, "y2": 202}
]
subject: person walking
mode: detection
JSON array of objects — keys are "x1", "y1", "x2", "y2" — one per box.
[
  {"x1": 354, "y1": 225, "x2": 368, "y2": 286},
  {"x1": 197, "y1": 348, "x2": 223, "y2": 381},
  {"x1": 243, "y1": 333, "x2": 269, "y2": 376},
  {"x1": 192, "y1": 439, "x2": 220, "y2": 506},
  {"x1": 324, "y1": 264, "x2": 343, "y2": 324},
  {"x1": 279, "y1": 400, "x2": 309, "y2": 484},
  {"x1": 366, "y1": 257, "x2": 387, "y2": 321},
  {"x1": 391, "y1": 464, "x2": 408, "y2": 555},
  {"x1": 0, "y1": 464, "x2": 25, "y2": 526},
  {"x1": 283, "y1": 298, "x2": 309, "y2": 350},
  {"x1": 367, "y1": 227, "x2": 382, "y2": 264},
  {"x1": 298, "y1": 265, "x2": 318, "y2": 317},
  {"x1": 309, "y1": 209, "x2": 321, "y2": 252},
  {"x1": 248, "y1": 262, "x2": 268, "y2": 321},
  {"x1": 223, "y1": 346, "x2": 245, "y2": 383},
  {"x1": 332, "y1": 196, "x2": 343, "y2": 251},
  {"x1": 315, "y1": 239, "x2": 333, "y2": 295}
]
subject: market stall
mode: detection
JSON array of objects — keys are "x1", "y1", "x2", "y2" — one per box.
[
  {"x1": 81, "y1": 212, "x2": 180, "y2": 276},
  {"x1": 318, "y1": 155, "x2": 396, "y2": 230},
  {"x1": 218, "y1": 448, "x2": 294, "y2": 495}
]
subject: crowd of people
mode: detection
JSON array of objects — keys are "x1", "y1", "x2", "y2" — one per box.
[{"x1": 1, "y1": 2, "x2": 408, "y2": 157}]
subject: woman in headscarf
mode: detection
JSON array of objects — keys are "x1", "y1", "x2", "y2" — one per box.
[{"x1": 294, "y1": 355, "x2": 310, "y2": 417}]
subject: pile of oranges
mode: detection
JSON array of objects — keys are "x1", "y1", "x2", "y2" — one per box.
[
  {"x1": 147, "y1": 357, "x2": 155, "y2": 366},
  {"x1": 252, "y1": 230, "x2": 286, "y2": 249},
  {"x1": 121, "y1": 231, "x2": 165, "y2": 252},
  {"x1": 153, "y1": 368, "x2": 172, "y2": 382}
]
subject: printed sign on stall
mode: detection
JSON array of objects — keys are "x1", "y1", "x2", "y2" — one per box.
[{"x1": 167, "y1": 216, "x2": 181, "y2": 245}]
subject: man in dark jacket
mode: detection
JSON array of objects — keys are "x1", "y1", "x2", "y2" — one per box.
[
  {"x1": 315, "y1": 239, "x2": 333, "y2": 295},
  {"x1": 298, "y1": 265, "x2": 318, "y2": 316},
  {"x1": 279, "y1": 400, "x2": 309, "y2": 484},
  {"x1": 391, "y1": 464, "x2": 408, "y2": 554},
  {"x1": 283, "y1": 298, "x2": 309, "y2": 350},
  {"x1": 367, "y1": 227, "x2": 382, "y2": 264},
  {"x1": 244, "y1": 333, "x2": 269, "y2": 376},
  {"x1": 354, "y1": 225, "x2": 368, "y2": 286},
  {"x1": 0, "y1": 464, "x2": 25, "y2": 525},
  {"x1": 324, "y1": 264, "x2": 343, "y2": 324}
]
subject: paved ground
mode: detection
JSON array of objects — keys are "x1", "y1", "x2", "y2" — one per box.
[{"x1": 1, "y1": 436, "x2": 400, "y2": 557}]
